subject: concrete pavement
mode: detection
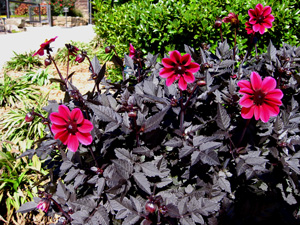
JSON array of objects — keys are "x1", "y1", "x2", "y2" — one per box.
[{"x1": 0, "y1": 25, "x2": 97, "y2": 69}]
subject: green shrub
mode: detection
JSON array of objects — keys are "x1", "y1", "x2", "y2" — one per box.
[
  {"x1": 0, "y1": 74, "x2": 41, "y2": 107},
  {"x1": 93, "y1": 0, "x2": 300, "y2": 56},
  {"x1": 21, "y1": 68, "x2": 53, "y2": 86},
  {"x1": 0, "y1": 93, "x2": 48, "y2": 151},
  {"x1": 54, "y1": 41, "x2": 94, "y2": 65},
  {"x1": 5, "y1": 51, "x2": 42, "y2": 71},
  {"x1": 0, "y1": 147, "x2": 46, "y2": 224}
]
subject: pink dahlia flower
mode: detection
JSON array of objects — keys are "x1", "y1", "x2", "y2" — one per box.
[
  {"x1": 129, "y1": 43, "x2": 136, "y2": 58},
  {"x1": 36, "y1": 198, "x2": 51, "y2": 213},
  {"x1": 159, "y1": 50, "x2": 200, "y2": 91},
  {"x1": 50, "y1": 105, "x2": 93, "y2": 152},
  {"x1": 248, "y1": 4, "x2": 274, "y2": 35},
  {"x1": 245, "y1": 21, "x2": 255, "y2": 35},
  {"x1": 223, "y1": 12, "x2": 239, "y2": 26},
  {"x1": 33, "y1": 36, "x2": 58, "y2": 56},
  {"x1": 238, "y1": 72, "x2": 283, "y2": 123}
]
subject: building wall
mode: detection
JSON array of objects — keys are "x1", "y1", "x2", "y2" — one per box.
[{"x1": 75, "y1": 0, "x2": 88, "y2": 19}]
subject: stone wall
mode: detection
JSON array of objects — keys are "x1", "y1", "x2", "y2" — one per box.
[
  {"x1": 75, "y1": 0, "x2": 89, "y2": 19},
  {"x1": 52, "y1": 16, "x2": 88, "y2": 27}
]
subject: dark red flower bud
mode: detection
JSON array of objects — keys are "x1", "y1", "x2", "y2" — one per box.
[
  {"x1": 25, "y1": 112, "x2": 35, "y2": 122},
  {"x1": 75, "y1": 54, "x2": 85, "y2": 63},
  {"x1": 214, "y1": 18, "x2": 223, "y2": 28},
  {"x1": 44, "y1": 58, "x2": 52, "y2": 67},
  {"x1": 159, "y1": 205, "x2": 167, "y2": 215},
  {"x1": 286, "y1": 70, "x2": 292, "y2": 76},
  {"x1": 105, "y1": 46, "x2": 111, "y2": 54},
  {"x1": 36, "y1": 198, "x2": 51, "y2": 213},
  {"x1": 197, "y1": 80, "x2": 206, "y2": 87},
  {"x1": 128, "y1": 111, "x2": 137, "y2": 118},
  {"x1": 145, "y1": 201, "x2": 157, "y2": 213}
]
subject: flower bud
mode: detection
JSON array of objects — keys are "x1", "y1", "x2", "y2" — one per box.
[
  {"x1": 145, "y1": 201, "x2": 157, "y2": 214},
  {"x1": 197, "y1": 80, "x2": 206, "y2": 87},
  {"x1": 75, "y1": 54, "x2": 85, "y2": 63},
  {"x1": 25, "y1": 112, "x2": 35, "y2": 122},
  {"x1": 128, "y1": 111, "x2": 137, "y2": 118},
  {"x1": 36, "y1": 198, "x2": 51, "y2": 213},
  {"x1": 105, "y1": 46, "x2": 111, "y2": 54},
  {"x1": 214, "y1": 18, "x2": 222, "y2": 28},
  {"x1": 44, "y1": 58, "x2": 52, "y2": 67}
]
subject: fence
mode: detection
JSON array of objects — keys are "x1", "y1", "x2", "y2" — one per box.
[{"x1": 5, "y1": 0, "x2": 51, "y2": 24}]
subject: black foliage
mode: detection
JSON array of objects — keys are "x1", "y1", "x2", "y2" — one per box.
[{"x1": 20, "y1": 40, "x2": 300, "y2": 224}]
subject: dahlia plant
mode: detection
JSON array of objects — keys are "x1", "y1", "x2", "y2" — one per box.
[{"x1": 18, "y1": 3, "x2": 300, "y2": 225}]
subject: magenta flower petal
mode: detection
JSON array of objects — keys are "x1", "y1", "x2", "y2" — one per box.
[
  {"x1": 67, "y1": 134, "x2": 79, "y2": 152},
  {"x1": 178, "y1": 77, "x2": 187, "y2": 90},
  {"x1": 262, "y1": 5, "x2": 272, "y2": 16},
  {"x1": 239, "y1": 88, "x2": 255, "y2": 95},
  {"x1": 238, "y1": 72, "x2": 283, "y2": 123},
  {"x1": 186, "y1": 62, "x2": 200, "y2": 73},
  {"x1": 250, "y1": 72, "x2": 262, "y2": 90},
  {"x1": 241, "y1": 107, "x2": 255, "y2": 119},
  {"x1": 76, "y1": 132, "x2": 93, "y2": 145},
  {"x1": 166, "y1": 75, "x2": 176, "y2": 86},
  {"x1": 159, "y1": 50, "x2": 199, "y2": 91},
  {"x1": 129, "y1": 43, "x2": 136, "y2": 58},
  {"x1": 50, "y1": 112, "x2": 67, "y2": 125},
  {"x1": 162, "y1": 58, "x2": 176, "y2": 68},
  {"x1": 181, "y1": 54, "x2": 191, "y2": 66},
  {"x1": 238, "y1": 80, "x2": 251, "y2": 89},
  {"x1": 51, "y1": 124, "x2": 67, "y2": 134},
  {"x1": 54, "y1": 130, "x2": 69, "y2": 145},
  {"x1": 50, "y1": 105, "x2": 93, "y2": 152},
  {"x1": 265, "y1": 89, "x2": 283, "y2": 100},
  {"x1": 261, "y1": 77, "x2": 276, "y2": 92},
  {"x1": 183, "y1": 71, "x2": 195, "y2": 83},
  {"x1": 71, "y1": 108, "x2": 84, "y2": 124},
  {"x1": 262, "y1": 103, "x2": 279, "y2": 117},
  {"x1": 259, "y1": 106, "x2": 270, "y2": 123},
  {"x1": 159, "y1": 68, "x2": 175, "y2": 78},
  {"x1": 78, "y1": 120, "x2": 94, "y2": 133},
  {"x1": 239, "y1": 95, "x2": 254, "y2": 108},
  {"x1": 247, "y1": 4, "x2": 274, "y2": 35},
  {"x1": 169, "y1": 50, "x2": 181, "y2": 63},
  {"x1": 33, "y1": 36, "x2": 57, "y2": 57}
]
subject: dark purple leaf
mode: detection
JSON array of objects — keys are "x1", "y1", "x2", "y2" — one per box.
[
  {"x1": 166, "y1": 203, "x2": 181, "y2": 218},
  {"x1": 144, "y1": 105, "x2": 170, "y2": 133},
  {"x1": 216, "y1": 104, "x2": 230, "y2": 130},
  {"x1": 17, "y1": 201, "x2": 37, "y2": 213},
  {"x1": 133, "y1": 172, "x2": 151, "y2": 194}
]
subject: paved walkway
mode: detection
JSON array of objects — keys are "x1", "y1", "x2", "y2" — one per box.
[{"x1": 0, "y1": 25, "x2": 96, "y2": 69}]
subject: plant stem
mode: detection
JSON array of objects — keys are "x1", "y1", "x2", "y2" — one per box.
[
  {"x1": 179, "y1": 90, "x2": 184, "y2": 135},
  {"x1": 49, "y1": 54, "x2": 64, "y2": 83},
  {"x1": 220, "y1": 27, "x2": 223, "y2": 42},
  {"x1": 233, "y1": 27, "x2": 237, "y2": 61},
  {"x1": 66, "y1": 52, "x2": 70, "y2": 82},
  {"x1": 50, "y1": 198, "x2": 72, "y2": 222},
  {"x1": 183, "y1": 84, "x2": 198, "y2": 111},
  {"x1": 88, "y1": 146, "x2": 99, "y2": 168},
  {"x1": 237, "y1": 119, "x2": 251, "y2": 148}
]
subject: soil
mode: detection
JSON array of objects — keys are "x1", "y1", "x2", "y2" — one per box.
[{"x1": 0, "y1": 62, "x2": 95, "y2": 115}]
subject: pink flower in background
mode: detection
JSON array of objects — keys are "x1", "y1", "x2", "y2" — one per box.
[
  {"x1": 129, "y1": 43, "x2": 136, "y2": 58},
  {"x1": 33, "y1": 36, "x2": 58, "y2": 56},
  {"x1": 238, "y1": 72, "x2": 283, "y2": 123},
  {"x1": 36, "y1": 198, "x2": 51, "y2": 213},
  {"x1": 223, "y1": 12, "x2": 239, "y2": 26},
  {"x1": 245, "y1": 21, "x2": 255, "y2": 35},
  {"x1": 159, "y1": 50, "x2": 200, "y2": 91},
  {"x1": 248, "y1": 4, "x2": 274, "y2": 34},
  {"x1": 50, "y1": 105, "x2": 93, "y2": 152}
]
